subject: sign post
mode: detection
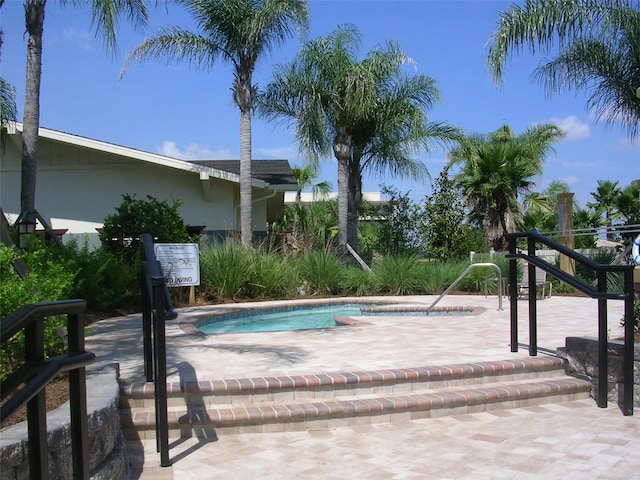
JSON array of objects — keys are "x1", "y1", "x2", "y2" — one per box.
[{"x1": 154, "y1": 243, "x2": 200, "y2": 289}]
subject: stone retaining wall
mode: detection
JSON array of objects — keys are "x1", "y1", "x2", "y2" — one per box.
[
  {"x1": 0, "y1": 364, "x2": 127, "y2": 480},
  {"x1": 559, "y1": 337, "x2": 640, "y2": 407}
]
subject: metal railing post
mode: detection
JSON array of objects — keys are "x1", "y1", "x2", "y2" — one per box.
[
  {"x1": 152, "y1": 277, "x2": 171, "y2": 467},
  {"x1": 623, "y1": 268, "x2": 635, "y2": 416},
  {"x1": 527, "y1": 236, "x2": 537, "y2": 356},
  {"x1": 25, "y1": 318, "x2": 49, "y2": 480},
  {"x1": 509, "y1": 237, "x2": 518, "y2": 352},
  {"x1": 596, "y1": 270, "x2": 608, "y2": 408}
]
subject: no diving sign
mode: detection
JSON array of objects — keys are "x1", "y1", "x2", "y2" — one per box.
[{"x1": 154, "y1": 243, "x2": 200, "y2": 287}]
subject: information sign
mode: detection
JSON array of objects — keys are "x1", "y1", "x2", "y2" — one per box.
[{"x1": 154, "y1": 243, "x2": 200, "y2": 287}]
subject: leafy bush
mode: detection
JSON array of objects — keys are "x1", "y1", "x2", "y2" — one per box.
[
  {"x1": 0, "y1": 243, "x2": 76, "y2": 379},
  {"x1": 372, "y1": 255, "x2": 423, "y2": 295},
  {"x1": 420, "y1": 260, "x2": 467, "y2": 294},
  {"x1": 340, "y1": 266, "x2": 375, "y2": 296},
  {"x1": 248, "y1": 250, "x2": 298, "y2": 299},
  {"x1": 100, "y1": 194, "x2": 194, "y2": 265},
  {"x1": 64, "y1": 239, "x2": 136, "y2": 311},
  {"x1": 294, "y1": 250, "x2": 344, "y2": 295},
  {"x1": 199, "y1": 242, "x2": 253, "y2": 300}
]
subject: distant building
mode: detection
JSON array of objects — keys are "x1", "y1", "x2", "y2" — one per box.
[{"x1": 1, "y1": 123, "x2": 297, "y2": 246}]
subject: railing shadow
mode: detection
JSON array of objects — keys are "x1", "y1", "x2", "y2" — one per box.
[{"x1": 168, "y1": 362, "x2": 218, "y2": 464}]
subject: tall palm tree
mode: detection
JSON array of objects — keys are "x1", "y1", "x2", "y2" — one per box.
[
  {"x1": 259, "y1": 25, "x2": 455, "y2": 254},
  {"x1": 18, "y1": 0, "x2": 149, "y2": 232},
  {"x1": 448, "y1": 124, "x2": 564, "y2": 250},
  {"x1": 347, "y1": 63, "x2": 460, "y2": 251},
  {"x1": 487, "y1": 0, "x2": 640, "y2": 140},
  {"x1": 122, "y1": 0, "x2": 309, "y2": 247},
  {"x1": 587, "y1": 179, "x2": 621, "y2": 239}
]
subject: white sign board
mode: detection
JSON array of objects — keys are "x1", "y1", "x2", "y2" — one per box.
[{"x1": 154, "y1": 243, "x2": 200, "y2": 287}]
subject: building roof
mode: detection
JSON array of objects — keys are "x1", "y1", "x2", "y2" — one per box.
[
  {"x1": 192, "y1": 160, "x2": 297, "y2": 190},
  {"x1": 8, "y1": 123, "x2": 295, "y2": 190}
]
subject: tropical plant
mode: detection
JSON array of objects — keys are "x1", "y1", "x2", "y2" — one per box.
[
  {"x1": 371, "y1": 254, "x2": 423, "y2": 296},
  {"x1": 614, "y1": 181, "x2": 640, "y2": 242},
  {"x1": 293, "y1": 250, "x2": 343, "y2": 295},
  {"x1": 17, "y1": 0, "x2": 149, "y2": 235},
  {"x1": 448, "y1": 124, "x2": 564, "y2": 251},
  {"x1": 259, "y1": 24, "x2": 455, "y2": 255},
  {"x1": 587, "y1": 180, "x2": 621, "y2": 239},
  {"x1": 487, "y1": 0, "x2": 640, "y2": 140},
  {"x1": 291, "y1": 164, "x2": 331, "y2": 204},
  {"x1": 199, "y1": 241, "x2": 254, "y2": 299},
  {"x1": 122, "y1": 0, "x2": 309, "y2": 248}
]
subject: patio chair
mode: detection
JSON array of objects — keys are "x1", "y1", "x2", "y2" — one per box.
[{"x1": 517, "y1": 265, "x2": 552, "y2": 299}]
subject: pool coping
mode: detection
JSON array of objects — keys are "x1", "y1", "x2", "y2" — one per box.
[{"x1": 177, "y1": 298, "x2": 487, "y2": 336}]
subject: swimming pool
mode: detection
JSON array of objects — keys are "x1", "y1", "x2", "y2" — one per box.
[
  {"x1": 196, "y1": 304, "x2": 370, "y2": 334},
  {"x1": 194, "y1": 303, "x2": 477, "y2": 334}
]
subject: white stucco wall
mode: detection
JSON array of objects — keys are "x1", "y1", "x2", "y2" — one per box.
[{"x1": 0, "y1": 134, "x2": 270, "y2": 235}]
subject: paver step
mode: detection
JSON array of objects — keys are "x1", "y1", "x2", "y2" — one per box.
[
  {"x1": 119, "y1": 357, "x2": 593, "y2": 439},
  {"x1": 121, "y1": 376, "x2": 591, "y2": 439},
  {"x1": 120, "y1": 357, "x2": 568, "y2": 410}
]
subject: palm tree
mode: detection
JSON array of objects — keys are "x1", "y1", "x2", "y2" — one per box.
[
  {"x1": 291, "y1": 165, "x2": 331, "y2": 205},
  {"x1": 18, "y1": 0, "x2": 149, "y2": 232},
  {"x1": 259, "y1": 25, "x2": 455, "y2": 254},
  {"x1": 347, "y1": 66, "x2": 460, "y2": 251},
  {"x1": 487, "y1": 0, "x2": 640, "y2": 140},
  {"x1": 587, "y1": 179, "x2": 621, "y2": 239},
  {"x1": 122, "y1": 0, "x2": 309, "y2": 248},
  {"x1": 448, "y1": 124, "x2": 564, "y2": 251}
]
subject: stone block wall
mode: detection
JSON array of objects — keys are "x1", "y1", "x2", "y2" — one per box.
[
  {"x1": 559, "y1": 336, "x2": 640, "y2": 407},
  {"x1": 0, "y1": 364, "x2": 127, "y2": 480}
]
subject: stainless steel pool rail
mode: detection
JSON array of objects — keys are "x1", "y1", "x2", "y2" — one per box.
[{"x1": 427, "y1": 263, "x2": 504, "y2": 312}]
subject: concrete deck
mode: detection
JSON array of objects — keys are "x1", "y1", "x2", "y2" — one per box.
[{"x1": 85, "y1": 294, "x2": 640, "y2": 479}]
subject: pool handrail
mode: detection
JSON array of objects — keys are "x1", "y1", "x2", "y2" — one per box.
[{"x1": 427, "y1": 263, "x2": 504, "y2": 312}]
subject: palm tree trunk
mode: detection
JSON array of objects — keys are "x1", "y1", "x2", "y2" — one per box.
[
  {"x1": 347, "y1": 158, "x2": 361, "y2": 253},
  {"x1": 239, "y1": 108, "x2": 252, "y2": 248},
  {"x1": 21, "y1": 0, "x2": 46, "y2": 228},
  {"x1": 333, "y1": 128, "x2": 351, "y2": 255}
]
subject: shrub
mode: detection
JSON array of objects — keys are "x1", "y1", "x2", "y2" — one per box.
[
  {"x1": 100, "y1": 194, "x2": 194, "y2": 266},
  {"x1": 65, "y1": 239, "x2": 136, "y2": 311},
  {"x1": 248, "y1": 250, "x2": 299, "y2": 299},
  {"x1": 199, "y1": 242, "x2": 253, "y2": 300},
  {"x1": 372, "y1": 255, "x2": 423, "y2": 295},
  {"x1": 420, "y1": 260, "x2": 467, "y2": 294},
  {"x1": 340, "y1": 266, "x2": 374, "y2": 296},
  {"x1": 294, "y1": 251, "x2": 344, "y2": 295},
  {"x1": 0, "y1": 243, "x2": 76, "y2": 379}
]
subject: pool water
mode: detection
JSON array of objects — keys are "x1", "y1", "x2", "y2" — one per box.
[{"x1": 197, "y1": 304, "x2": 367, "y2": 334}]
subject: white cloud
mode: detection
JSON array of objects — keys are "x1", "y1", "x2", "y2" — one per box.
[
  {"x1": 157, "y1": 141, "x2": 236, "y2": 160},
  {"x1": 562, "y1": 175, "x2": 579, "y2": 186},
  {"x1": 61, "y1": 28, "x2": 92, "y2": 50},
  {"x1": 255, "y1": 146, "x2": 296, "y2": 159},
  {"x1": 550, "y1": 115, "x2": 591, "y2": 141}
]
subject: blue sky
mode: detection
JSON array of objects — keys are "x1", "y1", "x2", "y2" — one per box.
[{"x1": 2, "y1": 0, "x2": 638, "y2": 209}]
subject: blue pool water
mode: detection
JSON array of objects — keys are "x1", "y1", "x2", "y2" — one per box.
[{"x1": 197, "y1": 304, "x2": 367, "y2": 334}]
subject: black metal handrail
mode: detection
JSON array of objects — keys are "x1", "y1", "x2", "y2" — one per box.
[
  {"x1": 140, "y1": 233, "x2": 176, "y2": 467},
  {"x1": 507, "y1": 230, "x2": 635, "y2": 416},
  {"x1": 0, "y1": 299, "x2": 95, "y2": 479}
]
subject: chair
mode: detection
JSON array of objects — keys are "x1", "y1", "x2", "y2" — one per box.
[{"x1": 517, "y1": 266, "x2": 552, "y2": 299}]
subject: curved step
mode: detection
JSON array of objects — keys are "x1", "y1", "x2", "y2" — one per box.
[
  {"x1": 119, "y1": 357, "x2": 593, "y2": 439},
  {"x1": 121, "y1": 376, "x2": 591, "y2": 438}
]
